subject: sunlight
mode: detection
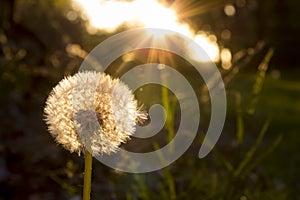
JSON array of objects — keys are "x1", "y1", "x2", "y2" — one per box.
[
  {"x1": 220, "y1": 48, "x2": 232, "y2": 70},
  {"x1": 193, "y1": 33, "x2": 220, "y2": 62},
  {"x1": 72, "y1": 0, "x2": 220, "y2": 62}
]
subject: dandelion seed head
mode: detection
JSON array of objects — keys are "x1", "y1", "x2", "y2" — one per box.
[{"x1": 44, "y1": 71, "x2": 143, "y2": 156}]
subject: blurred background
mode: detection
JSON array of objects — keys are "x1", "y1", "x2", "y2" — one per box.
[{"x1": 0, "y1": 0, "x2": 299, "y2": 199}]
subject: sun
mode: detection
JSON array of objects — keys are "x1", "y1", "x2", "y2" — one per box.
[{"x1": 72, "y1": 0, "x2": 220, "y2": 62}]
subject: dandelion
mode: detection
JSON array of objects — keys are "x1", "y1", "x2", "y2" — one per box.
[
  {"x1": 44, "y1": 71, "x2": 146, "y2": 200},
  {"x1": 44, "y1": 70, "x2": 144, "y2": 155}
]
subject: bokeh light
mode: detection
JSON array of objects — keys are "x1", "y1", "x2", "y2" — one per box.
[
  {"x1": 220, "y1": 48, "x2": 232, "y2": 70},
  {"x1": 224, "y1": 4, "x2": 236, "y2": 16}
]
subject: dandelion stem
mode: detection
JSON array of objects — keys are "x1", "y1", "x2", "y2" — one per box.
[{"x1": 83, "y1": 150, "x2": 92, "y2": 200}]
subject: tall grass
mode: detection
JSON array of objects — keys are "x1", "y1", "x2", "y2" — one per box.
[{"x1": 123, "y1": 48, "x2": 284, "y2": 199}]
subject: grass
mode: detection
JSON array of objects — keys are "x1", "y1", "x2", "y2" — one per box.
[
  {"x1": 256, "y1": 69, "x2": 300, "y2": 197},
  {"x1": 226, "y1": 67, "x2": 300, "y2": 198},
  {"x1": 106, "y1": 51, "x2": 300, "y2": 199}
]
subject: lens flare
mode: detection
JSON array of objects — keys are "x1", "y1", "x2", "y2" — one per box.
[{"x1": 72, "y1": 0, "x2": 220, "y2": 62}]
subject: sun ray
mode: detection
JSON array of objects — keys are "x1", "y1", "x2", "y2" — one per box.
[
  {"x1": 172, "y1": 0, "x2": 222, "y2": 19},
  {"x1": 72, "y1": 0, "x2": 220, "y2": 62}
]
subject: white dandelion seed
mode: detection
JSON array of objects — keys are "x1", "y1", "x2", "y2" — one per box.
[{"x1": 44, "y1": 71, "x2": 145, "y2": 156}]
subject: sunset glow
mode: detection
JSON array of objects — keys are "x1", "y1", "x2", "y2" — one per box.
[{"x1": 72, "y1": 0, "x2": 220, "y2": 62}]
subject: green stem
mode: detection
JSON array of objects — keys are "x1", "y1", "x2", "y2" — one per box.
[{"x1": 83, "y1": 150, "x2": 92, "y2": 200}]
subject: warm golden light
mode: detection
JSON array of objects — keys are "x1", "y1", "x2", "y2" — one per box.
[
  {"x1": 220, "y1": 48, "x2": 232, "y2": 70},
  {"x1": 72, "y1": 0, "x2": 178, "y2": 32},
  {"x1": 72, "y1": 0, "x2": 220, "y2": 62},
  {"x1": 224, "y1": 4, "x2": 236, "y2": 16}
]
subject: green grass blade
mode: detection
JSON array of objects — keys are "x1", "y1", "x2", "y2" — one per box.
[
  {"x1": 234, "y1": 92, "x2": 244, "y2": 144},
  {"x1": 247, "y1": 48, "x2": 274, "y2": 115},
  {"x1": 243, "y1": 134, "x2": 283, "y2": 177},
  {"x1": 213, "y1": 147, "x2": 234, "y2": 172},
  {"x1": 133, "y1": 174, "x2": 149, "y2": 200},
  {"x1": 153, "y1": 143, "x2": 176, "y2": 200},
  {"x1": 161, "y1": 85, "x2": 176, "y2": 152},
  {"x1": 234, "y1": 119, "x2": 271, "y2": 177}
]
